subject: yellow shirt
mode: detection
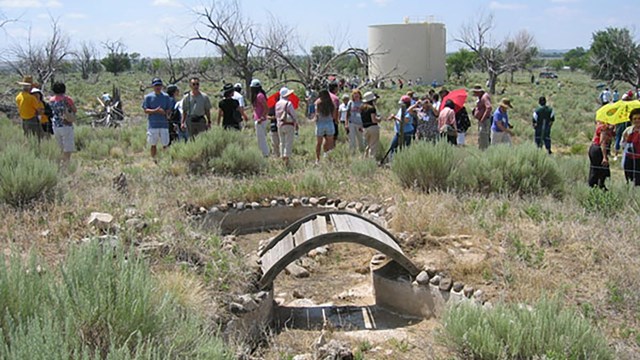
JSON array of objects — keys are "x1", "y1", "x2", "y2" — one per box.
[{"x1": 15, "y1": 91, "x2": 43, "y2": 120}]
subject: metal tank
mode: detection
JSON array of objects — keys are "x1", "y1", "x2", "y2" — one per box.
[{"x1": 368, "y1": 22, "x2": 446, "y2": 85}]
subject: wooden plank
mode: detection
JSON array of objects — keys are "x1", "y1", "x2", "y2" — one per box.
[
  {"x1": 296, "y1": 216, "x2": 328, "y2": 246},
  {"x1": 261, "y1": 232, "x2": 294, "y2": 274},
  {"x1": 330, "y1": 214, "x2": 350, "y2": 233}
]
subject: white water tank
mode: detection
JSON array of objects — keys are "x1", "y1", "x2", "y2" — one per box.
[{"x1": 368, "y1": 22, "x2": 446, "y2": 84}]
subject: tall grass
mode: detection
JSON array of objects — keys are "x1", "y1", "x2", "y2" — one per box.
[
  {"x1": 0, "y1": 143, "x2": 58, "y2": 207},
  {"x1": 439, "y1": 298, "x2": 612, "y2": 359},
  {"x1": 391, "y1": 142, "x2": 564, "y2": 196},
  {"x1": 0, "y1": 243, "x2": 230, "y2": 359}
]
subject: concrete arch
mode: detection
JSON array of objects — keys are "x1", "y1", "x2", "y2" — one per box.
[{"x1": 258, "y1": 211, "x2": 419, "y2": 290}]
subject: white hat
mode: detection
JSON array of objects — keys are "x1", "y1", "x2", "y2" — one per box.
[
  {"x1": 234, "y1": 83, "x2": 242, "y2": 90},
  {"x1": 279, "y1": 87, "x2": 294, "y2": 98},
  {"x1": 30, "y1": 88, "x2": 42, "y2": 94},
  {"x1": 362, "y1": 91, "x2": 376, "y2": 103},
  {"x1": 250, "y1": 79, "x2": 261, "y2": 87}
]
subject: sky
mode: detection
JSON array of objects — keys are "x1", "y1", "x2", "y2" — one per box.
[{"x1": 0, "y1": 0, "x2": 638, "y2": 58}]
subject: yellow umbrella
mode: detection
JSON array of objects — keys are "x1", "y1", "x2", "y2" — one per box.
[{"x1": 596, "y1": 100, "x2": 640, "y2": 125}]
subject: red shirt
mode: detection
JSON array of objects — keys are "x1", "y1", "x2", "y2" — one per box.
[
  {"x1": 592, "y1": 123, "x2": 614, "y2": 146},
  {"x1": 627, "y1": 129, "x2": 640, "y2": 160}
]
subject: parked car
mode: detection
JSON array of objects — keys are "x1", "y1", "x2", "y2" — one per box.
[{"x1": 539, "y1": 71, "x2": 558, "y2": 79}]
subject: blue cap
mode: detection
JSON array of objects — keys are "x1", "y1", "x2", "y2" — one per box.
[{"x1": 151, "y1": 77, "x2": 163, "y2": 86}]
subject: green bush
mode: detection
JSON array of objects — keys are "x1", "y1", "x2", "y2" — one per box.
[
  {"x1": 168, "y1": 128, "x2": 246, "y2": 174},
  {"x1": 297, "y1": 170, "x2": 329, "y2": 195},
  {"x1": 0, "y1": 143, "x2": 58, "y2": 206},
  {"x1": 391, "y1": 142, "x2": 564, "y2": 196},
  {"x1": 392, "y1": 140, "x2": 459, "y2": 192},
  {"x1": 0, "y1": 243, "x2": 230, "y2": 359},
  {"x1": 210, "y1": 143, "x2": 266, "y2": 176},
  {"x1": 574, "y1": 183, "x2": 639, "y2": 214},
  {"x1": 439, "y1": 298, "x2": 612, "y2": 359}
]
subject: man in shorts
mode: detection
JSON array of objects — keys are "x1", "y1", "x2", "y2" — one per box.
[{"x1": 142, "y1": 77, "x2": 172, "y2": 160}]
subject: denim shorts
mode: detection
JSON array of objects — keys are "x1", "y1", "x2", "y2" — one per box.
[{"x1": 316, "y1": 121, "x2": 335, "y2": 137}]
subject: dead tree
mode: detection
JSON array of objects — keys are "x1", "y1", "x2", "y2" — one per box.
[
  {"x1": 74, "y1": 41, "x2": 101, "y2": 80},
  {"x1": 456, "y1": 12, "x2": 536, "y2": 94},
  {"x1": 189, "y1": 0, "x2": 265, "y2": 90},
  {"x1": 6, "y1": 16, "x2": 71, "y2": 87}
]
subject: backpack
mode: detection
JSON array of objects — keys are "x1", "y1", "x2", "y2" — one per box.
[{"x1": 456, "y1": 107, "x2": 471, "y2": 132}]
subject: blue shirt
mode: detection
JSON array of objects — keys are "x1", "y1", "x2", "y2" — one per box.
[
  {"x1": 142, "y1": 91, "x2": 172, "y2": 129},
  {"x1": 491, "y1": 108, "x2": 510, "y2": 133},
  {"x1": 395, "y1": 109, "x2": 415, "y2": 134}
]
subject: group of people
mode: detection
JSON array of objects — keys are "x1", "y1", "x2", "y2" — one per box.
[
  {"x1": 14, "y1": 76, "x2": 76, "y2": 165},
  {"x1": 589, "y1": 90, "x2": 640, "y2": 189}
]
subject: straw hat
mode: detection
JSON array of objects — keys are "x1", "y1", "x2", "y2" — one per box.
[{"x1": 17, "y1": 75, "x2": 34, "y2": 86}]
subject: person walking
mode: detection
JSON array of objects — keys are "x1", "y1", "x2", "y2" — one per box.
[
  {"x1": 313, "y1": 89, "x2": 336, "y2": 164},
  {"x1": 142, "y1": 77, "x2": 172, "y2": 160},
  {"x1": 532, "y1": 96, "x2": 555, "y2": 154},
  {"x1": 166, "y1": 84, "x2": 188, "y2": 143},
  {"x1": 491, "y1": 98, "x2": 514, "y2": 145},
  {"x1": 250, "y1": 79, "x2": 269, "y2": 157},
  {"x1": 275, "y1": 87, "x2": 298, "y2": 165},
  {"x1": 346, "y1": 89, "x2": 365, "y2": 152},
  {"x1": 218, "y1": 83, "x2": 248, "y2": 130},
  {"x1": 588, "y1": 121, "x2": 615, "y2": 190},
  {"x1": 361, "y1": 91, "x2": 380, "y2": 159},
  {"x1": 181, "y1": 77, "x2": 212, "y2": 139},
  {"x1": 471, "y1": 85, "x2": 492, "y2": 150},
  {"x1": 49, "y1": 81, "x2": 76, "y2": 166},
  {"x1": 15, "y1": 75, "x2": 44, "y2": 139}
]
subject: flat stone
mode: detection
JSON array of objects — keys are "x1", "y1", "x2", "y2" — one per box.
[
  {"x1": 463, "y1": 285, "x2": 475, "y2": 298},
  {"x1": 326, "y1": 198, "x2": 335, "y2": 206},
  {"x1": 318, "y1": 196, "x2": 327, "y2": 205},
  {"x1": 473, "y1": 289, "x2": 485, "y2": 304},
  {"x1": 125, "y1": 218, "x2": 147, "y2": 231},
  {"x1": 309, "y1": 197, "x2": 319, "y2": 206},
  {"x1": 270, "y1": 200, "x2": 278, "y2": 207},
  {"x1": 293, "y1": 355, "x2": 313, "y2": 360},
  {"x1": 425, "y1": 267, "x2": 438, "y2": 278},
  {"x1": 439, "y1": 277, "x2": 453, "y2": 292},
  {"x1": 372, "y1": 254, "x2": 387, "y2": 262},
  {"x1": 285, "y1": 263, "x2": 310, "y2": 278},
  {"x1": 354, "y1": 202, "x2": 364, "y2": 212},
  {"x1": 250, "y1": 202, "x2": 261, "y2": 209},
  {"x1": 285, "y1": 197, "x2": 292, "y2": 205},
  {"x1": 386, "y1": 205, "x2": 397, "y2": 216},
  {"x1": 292, "y1": 289, "x2": 305, "y2": 299},
  {"x1": 254, "y1": 291, "x2": 269, "y2": 301},
  {"x1": 235, "y1": 202, "x2": 245, "y2": 210},
  {"x1": 276, "y1": 197, "x2": 286, "y2": 205},
  {"x1": 416, "y1": 271, "x2": 430, "y2": 285},
  {"x1": 429, "y1": 274, "x2": 441, "y2": 285},
  {"x1": 368, "y1": 203, "x2": 382, "y2": 213},
  {"x1": 308, "y1": 246, "x2": 328, "y2": 257},
  {"x1": 87, "y1": 212, "x2": 114, "y2": 230},
  {"x1": 301, "y1": 197, "x2": 309, "y2": 205},
  {"x1": 337, "y1": 201, "x2": 347, "y2": 210},
  {"x1": 218, "y1": 204, "x2": 229, "y2": 211},
  {"x1": 347, "y1": 202, "x2": 356, "y2": 208},
  {"x1": 453, "y1": 281, "x2": 464, "y2": 292},
  {"x1": 292, "y1": 198, "x2": 302, "y2": 207}
]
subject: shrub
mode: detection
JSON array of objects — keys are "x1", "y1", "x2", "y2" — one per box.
[
  {"x1": 210, "y1": 143, "x2": 266, "y2": 176},
  {"x1": 0, "y1": 143, "x2": 58, "y2": 207},
  {"x1": 297, "y1": 170, "x2": 329, "y2": 195},
  {"x1": 439, "y1": 298, "x2": 612, "y2": 359},
  {"x1": 392, "y1": 140, "x2": 459, "y2": 192},
  {"x1": 0, "y1": 243, "x2": 230, "y2": 359},
  {"x1": 168, "y1": 128, "x2": 246, "y2": 174}
]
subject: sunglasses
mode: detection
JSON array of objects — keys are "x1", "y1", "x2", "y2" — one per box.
[{"x1": 191, "y1": 82, "x2": 200, "y2": 86}]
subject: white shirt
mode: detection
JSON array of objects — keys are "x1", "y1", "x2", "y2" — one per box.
[
  {"x1": 339, "y1": 103, "x2": 349, "y2": 122},
  {"x1": 232, "y1": 91, "x2": 245, "y2": 108}
]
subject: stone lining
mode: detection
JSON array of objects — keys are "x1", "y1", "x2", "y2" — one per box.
[{"x1": 202, "y1": 197, "x2": 391, "y2": 235}]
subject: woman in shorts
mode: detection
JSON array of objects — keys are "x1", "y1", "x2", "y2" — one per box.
[
  {"x1": 313, "y1": 89, "x2": 336, "y2": 163},
  {"x1": 49, "y1": 81, "x2": 76, "y2": 166}
]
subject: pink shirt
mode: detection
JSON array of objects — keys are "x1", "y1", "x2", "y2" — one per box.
[
  {"x1": 275, "y1": 98, "x2": 297, "y2": 127},
  {"x1": 474, "y1": 92, "x2": 492, "y2": 121},
  {"x1": 252, "y1": 92, "x2": 267, "y2": 121},
  {"x1": 438, "y1": 107, "x2": 456, "y2": 130}
]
